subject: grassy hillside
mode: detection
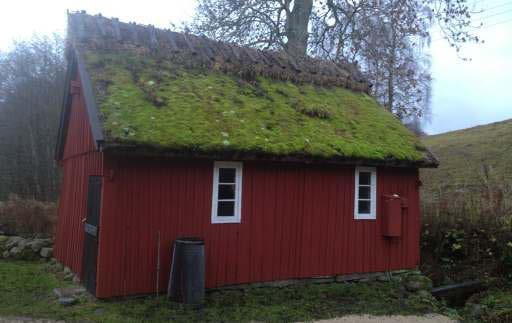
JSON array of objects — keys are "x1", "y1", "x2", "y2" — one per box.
[{"x1": 421, "y1": 119, "x2": 512, "y2": 191}]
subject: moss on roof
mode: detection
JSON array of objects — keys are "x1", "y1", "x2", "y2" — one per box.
[{"x1": 84, "y1": 50, "x2": 429, "y2": 163}]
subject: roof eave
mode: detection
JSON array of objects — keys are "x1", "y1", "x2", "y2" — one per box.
[
  {"x1": 420, "y1": 148, "x2": 440, "y2": 168},
  {"x1": 101, "y1": 142, "x2": 439, "y2": 168}
]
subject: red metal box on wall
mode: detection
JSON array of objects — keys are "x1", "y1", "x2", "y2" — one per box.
[{"x1": 382, "y1": 195, "x2": 402, "y2": 237}]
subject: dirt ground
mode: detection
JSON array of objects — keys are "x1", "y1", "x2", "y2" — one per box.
[{"x1": 316, "y1": 314, "x2": 457, "y2": 323}]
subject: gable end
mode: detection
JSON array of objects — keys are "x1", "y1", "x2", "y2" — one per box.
[{"x1": 55, "y1": 49, "x2": 104, "y2": 161}]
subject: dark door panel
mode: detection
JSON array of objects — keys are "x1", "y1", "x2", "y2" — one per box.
[{"x1": 82, "y1": 176, "x2": 102, "y2": 295}]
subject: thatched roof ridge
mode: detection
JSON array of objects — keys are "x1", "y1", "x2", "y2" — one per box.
[{"x1": 67, "y1": 11, "x2": 369, "y2": 92}]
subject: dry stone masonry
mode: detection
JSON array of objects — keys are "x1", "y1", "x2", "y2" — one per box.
[{"x1": 0, "y1": 235, "x2": 53, "y2": 260}]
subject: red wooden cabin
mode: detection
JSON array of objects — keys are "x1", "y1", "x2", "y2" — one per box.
[{"x1": 55, "y1": 12, "x2": 438, "y2": 298}]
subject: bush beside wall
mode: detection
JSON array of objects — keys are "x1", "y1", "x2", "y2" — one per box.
[
  {"x1": 0, "y1": 194, "x2": 57, "y2": 237},
  {"x1": 421, "y1": 212, "x2": 512, "y2": 285}
]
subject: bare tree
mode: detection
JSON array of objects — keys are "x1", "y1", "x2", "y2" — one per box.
[
  {"x1": 191, "y1": 0, "x2": 478, "y2": 119},
  {"x1": 193, "y1": 0, "x2": 312, "y2": 57},
  {"x1": 325, "y1": 0, "x2": 433, "y2": 118},
  {"x1": 0, "y1": 35, "x2": 65, "y2": 201}
]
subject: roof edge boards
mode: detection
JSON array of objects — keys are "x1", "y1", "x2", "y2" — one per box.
[
  {"x1": 55, "y1": 48, "x2": 105, "y2": 161},
  {"x1": 75, "y1": 50, "x2": 105, "y2": 145},
  {"x1": 102, "y1": 143, "x2": 439, "y2": 168},
  {"x1": 54, "y1": 51, "x2": 77, "y2": 161}
]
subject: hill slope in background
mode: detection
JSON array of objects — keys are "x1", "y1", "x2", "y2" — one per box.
[{"x1": 421, "y1": 118, "x2": 512, "y2": 191}]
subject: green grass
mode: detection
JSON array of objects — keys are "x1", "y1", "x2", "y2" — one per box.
[
  {"x1": 84, "y1": 50, "x2": 427, "y2": 163},
  {"x1": 421, "y1": 118, "x2": 512, "y2": 190},
  {"x1": 0, "y1": 260, "x2": 449, "y2": 322}
]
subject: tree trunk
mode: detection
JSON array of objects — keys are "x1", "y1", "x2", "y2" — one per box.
[
  {"x1": 387, "y1": 7, "x2": 397, "y2": 113},
  {"x1": 387, "y1": 55, "x2": 395, "y2": 113},
  {"x1": 285, "y1": 0, "x2": 313, "y2": 57}
]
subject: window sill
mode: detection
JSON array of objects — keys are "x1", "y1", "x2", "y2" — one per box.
[
  {"x1": 354, "y1": 214, "x2": 377, "y2": 220},
  {"x1": 212, "y1": 218, "x2": 241, "y2": 224}
]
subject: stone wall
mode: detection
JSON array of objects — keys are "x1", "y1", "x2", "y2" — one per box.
[{"x1": 0, "y1": 235, "x2": 53, "y2": 260}]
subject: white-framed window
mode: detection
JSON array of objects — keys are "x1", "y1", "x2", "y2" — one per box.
[
  {"x1": 211, "y1": 161, "x2": 243, "y2": 224},
  {"x1": 354, "y1": 166, "x2": 377, "y2": 220}
]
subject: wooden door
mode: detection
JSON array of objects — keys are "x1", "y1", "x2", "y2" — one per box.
[{"x1": 82, "y1": 176, "x2": 102, "y2": 295}]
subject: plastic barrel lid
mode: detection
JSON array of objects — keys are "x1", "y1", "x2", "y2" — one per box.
[{"x1": 175, "y1": 237, "x2": 204, "y2": 245}]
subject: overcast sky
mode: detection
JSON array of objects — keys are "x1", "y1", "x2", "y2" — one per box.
[{"x1": 1, "y1": 0, "x2": 511, "y2": 135}]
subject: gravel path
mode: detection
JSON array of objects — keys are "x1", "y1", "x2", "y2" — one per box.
[
  {"x1": 0, "y1": 314, "x2": 456, "y2": 323},
  {"x1": 316, "y1": 314, "x2": 456, "y2": 323},
  {"x1": 0, "y1": 318, "x2": 64, "y2": 323}
]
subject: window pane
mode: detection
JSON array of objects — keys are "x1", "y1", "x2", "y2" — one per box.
[
  {"x1": 217, "y1": 201, "x2": 235, "y2": 217},
  {"x1": 359, "y1": 186, "x2": 371, "y2": 199},
  {"x1": 358, "y1": 200, "x2": 371, "y2": 214},
  {"x1": 359, "y1": 172, "x2": 371, "y2": 185},
  {"x1": 218, "y1": 184, "x2": 235, "y2": 200},
  {"x1": 219, "y1": 168, "x2": 236, "y2": 183}
]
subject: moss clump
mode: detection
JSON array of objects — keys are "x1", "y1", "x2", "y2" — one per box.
[
  {"x1": 289, "y1": 97, "x2": 332, "y2": 119},
  {"x1": 85, "y1": 50, "x2": 427, "y2": 162}
]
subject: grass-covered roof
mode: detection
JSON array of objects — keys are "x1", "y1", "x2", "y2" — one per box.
[{"x1": 67, "y1": 12, "x2": 437, "y2": 167}]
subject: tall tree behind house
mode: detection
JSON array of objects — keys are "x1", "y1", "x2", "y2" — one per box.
[
  {"x1": 0, "y1": 35, "x2": 65, "y2": 201},
  {"x1": 192, "y1": 0, "x2": 477, "y2": 120}
]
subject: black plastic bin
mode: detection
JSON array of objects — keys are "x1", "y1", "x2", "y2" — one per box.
[{"x1": 167, "y1": 237, "x2": 205, "y2": 305}]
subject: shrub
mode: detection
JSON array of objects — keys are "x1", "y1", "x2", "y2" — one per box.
[
  {"x1": 0, "y1": 194, "x2": 57, "y2": 237},
  {"x1": 421, "y1": 212, "x2": 512, "y2": 285},
  {"x1": 421, "y1": 167, "x2": 512, "y2": 285},
  {"x1": 465, "y1": 288, "x2": 512, "y2": 323},
  {"x1": 501, "y1": 242, "x2": 512, "y2": 280}
]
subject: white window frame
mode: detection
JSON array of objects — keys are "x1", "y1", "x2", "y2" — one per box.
[
  {"x1": 354, "y1": 166, "x2": 377, "y2": 220},
  {"x1": 211, "y1": 161, "x2": 243, "y2": 224}
]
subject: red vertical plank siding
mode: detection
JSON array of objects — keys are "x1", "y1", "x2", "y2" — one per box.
[
  {"x1": 95, "y1": 157, "x2": 421, "y2": 298},
  {"x1": 55, "y1": 71, "x2": 103, "y2": 278}
]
